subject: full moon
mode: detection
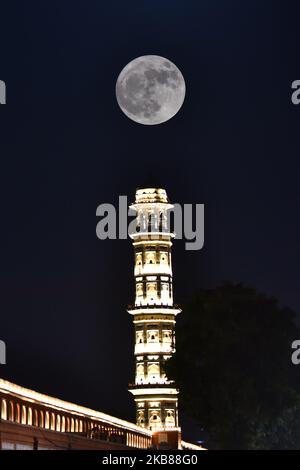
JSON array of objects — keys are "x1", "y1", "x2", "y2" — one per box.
[{"x1": 116, "y1": 55, "x2": 186, "y2": 125}]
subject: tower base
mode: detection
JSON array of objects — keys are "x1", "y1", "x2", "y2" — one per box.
[{"x1": 151, "y1": 429, "x2": 182, "y2": 450}]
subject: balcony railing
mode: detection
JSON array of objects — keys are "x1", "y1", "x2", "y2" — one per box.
[
  {"x1": 128, "y1": 303, "x2": 181, "y2": 311},
  {"x1": 128, "y1": 382, "x2": 176, "y2": 389}
]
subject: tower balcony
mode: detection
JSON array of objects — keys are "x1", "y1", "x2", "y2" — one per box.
[
  {"x1": 128, "y1": 380, "x2": 177, "y2": 395},
  {"x1": 128, "y1": 381, "x2": 176, "y2": 390},
  {"x1": 131, "y1": 232, "x2": 175, "y2": 243},
  {"x1": 134, "y1": 298, "x2": 173, "y2": 308},
  {"x1": 128, "y1": 383, "x2": 179, "y2": 399},
  {"x1": 127, "y1": 304, "x2": 181, "y2": 316}
]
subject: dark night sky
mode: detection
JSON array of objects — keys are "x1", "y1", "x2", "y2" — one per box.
[{"x1": 1, "y1": 1, "x2": 300, "y2": 440}]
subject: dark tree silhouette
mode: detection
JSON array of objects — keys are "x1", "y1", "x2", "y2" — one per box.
[{"x1": 167, "y1": 283, "x2": 300, "y2": 449}]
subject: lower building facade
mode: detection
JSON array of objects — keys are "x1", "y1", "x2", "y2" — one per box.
[
  {"x1": 0, "y1": 379, "x2": 203, "y2": 450},
  {"x1": 0, "y1": 379, "x2": 151, "y2": 450}
]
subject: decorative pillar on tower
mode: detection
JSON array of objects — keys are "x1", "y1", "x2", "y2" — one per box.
[{"x1": 128, "y1": 186, "x2": 181, "y2": 432}]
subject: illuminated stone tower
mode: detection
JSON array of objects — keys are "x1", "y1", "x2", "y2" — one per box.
[{"x1": 128, "y1": 187, "x2": 181, "y2": 432}]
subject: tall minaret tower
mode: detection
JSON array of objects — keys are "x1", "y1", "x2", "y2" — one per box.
[{"x1": 128, "y1": 186, "x2": 181, "y2": 432}]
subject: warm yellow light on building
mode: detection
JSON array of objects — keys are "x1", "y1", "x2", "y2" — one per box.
[{"x1": 128, "y1": 187, "x2": 181, "y2": 431}]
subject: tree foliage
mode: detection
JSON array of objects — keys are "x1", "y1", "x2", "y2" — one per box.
[{"x1": 167, "y1": 283, "x2": 300, "y2": 449}]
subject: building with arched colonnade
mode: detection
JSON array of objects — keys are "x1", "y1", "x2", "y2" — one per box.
[{"x1": 0, "y1": 378, "x2": 203, "y2": 450}]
